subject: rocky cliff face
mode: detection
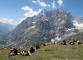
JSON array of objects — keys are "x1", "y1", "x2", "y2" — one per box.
[{"x1": 7, "y1": 8, "x2": 80, "y2": 47}]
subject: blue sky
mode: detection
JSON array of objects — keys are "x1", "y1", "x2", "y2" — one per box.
[{"x1": 0, "y1": 0, "x2": 83, "y2": 25}]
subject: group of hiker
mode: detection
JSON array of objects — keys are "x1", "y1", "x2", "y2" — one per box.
[
  {"x1": 8, "y1": 44, "x2": 40, "y2": 56},
  {"x1": 60, "y1": 37, "x2": 81, "y2": 45},
  {"x1": 8, "y1": 37, "x2": 82, "y2": 57}
]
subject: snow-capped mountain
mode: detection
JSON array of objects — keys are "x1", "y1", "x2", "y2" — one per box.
[
  {"x1": 73, "y1": 16, "x2": 83, "y2": 30},
  {"x1": 7, "y1": 8, "x2": 83, "y2": 47}
]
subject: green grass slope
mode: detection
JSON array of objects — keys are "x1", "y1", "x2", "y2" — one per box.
[{"x1": 0, "y1": 41, "x2": 83, "y2": 60}]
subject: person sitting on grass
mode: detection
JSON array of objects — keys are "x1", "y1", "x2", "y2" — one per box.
[
  {"x1": 42, "y1": 43, "x2": 45, "y2": 46},
  {"x1": 77, "y1": 40, "x2": 81, "y2": 45},
  {"x1": 42, "y1": 42, "x2": 48, "y2": 46},
  {"x1": 8, "y1": 47, "x2": 18, "y2": 57},
  {"x1": 24, "y1": 50, "x2": 31, "y2": 56},
  {"x1": 35, "y1": 44, "x2": 40, "y2": 50},
  {"x1": 20, "y1": 50, "x2": 25, "y2": 56},
  {"x1": 30, "y1": 47, "x2": 35, "y2": 53},
  {"x1": 8, "y1": 49, "x2": 15, "y2": 56},
  {"x1": 69, "y1": 37, "x2": 76, "y2": 45},
  {"x1": 13, "y1": 47, "x2": 18, "y2": 55},
  {"x1": 17, "y1": 49, "x2": 21, "y2": 55},
  {"x1": 60, "y1": 40, "x2": 66, "y2": 45}
]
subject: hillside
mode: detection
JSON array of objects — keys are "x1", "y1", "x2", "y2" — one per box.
[{"x1": 0, "y1": 40, "x2": 83, "y2": 60}]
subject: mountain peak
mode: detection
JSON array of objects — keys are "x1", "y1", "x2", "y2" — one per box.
[
  {"x1": 38, "y1": 9, "x2": 46, "y2": 16},
  {"x1": 77, "y1": 15, "x2": 83, "y2": 18},
  {"x1": 58, "y1": 8, "x2": 64, "y2": 12},
  {"x1": 41, "y1": 9, "x2": 46, "y2": 12}
]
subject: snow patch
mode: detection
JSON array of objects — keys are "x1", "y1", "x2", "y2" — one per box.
[
  {"x1": 61, "y1": 20, "x2": 65, "y2": 24},
  {"x1": 67, "y1": 28, "x2": 75, "y2": 32},
  {"x1": 31, "y1": 26, "x2": 36, "y2": 28},
  {"x1": 51, "y1": 37, "x2": 61, "y2": 43},
  {"x1": 43, "y1": 19, "x2": 48, "y2": 21},
  {"x1": 32, "y1": 22, "x2": 36, "y2": 24},
  {"x1": 51, "y1": 39, "x2": 55, "y2": 43},
  {"x1": 58, "y1": 18, "x2": 60, "y2": 20},
  {"x1": 51, "y1": 30, "x2": 53, "y2": 31},
  {"x1": 45, "y1": 19, "x2": 48, "y2": 21},
  {"x1": 55, "y1": 37, "x2": 61, "y2": 41},
  {"x1": 73, "y1": 21, "x2": 83, "y2": 30}
]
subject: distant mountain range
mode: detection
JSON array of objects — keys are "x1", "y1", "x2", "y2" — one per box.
[
  {"x1": 0, "y1": 22, "x2": 15, "y2": 34},
  {"x1": 0, "y1": 22, "x2": 15, "y2": 46},
  {"x1": 0, "y1": 8, "x2": 81, "y2": 47}
]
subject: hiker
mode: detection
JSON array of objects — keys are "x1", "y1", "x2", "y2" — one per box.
[
  {"x1": 35, "y1": 44, "x2": 40, "y2": 50},
  {"x1": 60, "y1": 40, "x2": 66, "y2": 45},
  {"x1": 69, "y1": 40, "x2": 74, "y2": 45},
  {"x1": 45, "y1": 42, "x2": 48, "y2": 46},
  {"x1": 63, "y1": 40, "x2": 66, "y2": 45},
  {"x1": 20, "y1": 50, "x2": 25, "y2": 56},
  {"x1": 20, "y1": 50, "x2": 31, "y2": 56},
  {"x1": 30, "y1": 47, "x2": 35, "y2": 53},
  {"x1": 77, "y1": 40, "x2": 81, "y2": 45},
  {"x1": 28, "y1": 50, "x2": 31, "y2": 56},
  {"x1": 42, "y1": 42, "x2": 48, "y2": 46},
  {"x1": 13, "y1": 47, "x2": 18, "y2": 55},
  {"x1": 69, "y1": 37, "x2": 76, "y2": 45},
  {"x1": 8, "y1": 47, "x2": 18, "y2": 56},
  {"x1": 17, "y1": 49, "x2": 21, "y2": 55},
  {"x1": 8, "y1": 49, "x2": 15, "y2": 56},
  {"x1": 23, "y1": 50, "x2": 31, "y2": 56},
  {"x1": 53, "y1": 42, "x2": 55, "y2": 44},
  {"x1": 42, "y1": 43, "x2": 46, "y2": 46}
]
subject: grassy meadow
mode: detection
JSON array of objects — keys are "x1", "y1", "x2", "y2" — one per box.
[{"x1": 0, "y1": 41, "x2": 83, "y2": 60}]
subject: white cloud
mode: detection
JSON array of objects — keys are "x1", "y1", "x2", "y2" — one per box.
[
  {"x1": 73, "y1": 21, "x2": 83, "y2": 30},
  {"x1": 52, "y1": 0, "x2": 56, "y2": 8},
  {"x1": 21, "y1": 6, "x2": 42, "y2": 17},
  {"x1": 21, "y1": 6, "x2": 33, "y2": 11},
  {"x1": 0, "y1": 18, "x2": 17, "y2": 25},
  {"x1": 57, "y1": 0, "x2": 64, "y2": 6},
  {"x1": 31, "y1": 0, "x2": 50, "y2": 7},
  {"x1": 37, "y1": 0, "x2": 47, "y2": 7},
  {"x1": 0, "y1": 18, "x2": 26, "y2": 25},
  {"x1": 31, "y1": 0, "x2": 38, "y2": 3}
]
